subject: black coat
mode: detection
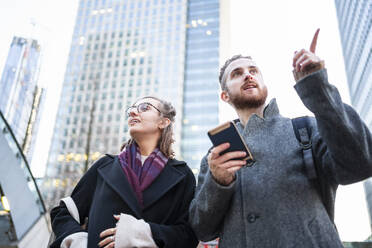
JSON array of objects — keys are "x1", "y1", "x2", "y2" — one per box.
[{"x1": 50, "y1": 154, "x2": 198, "y2": 248}]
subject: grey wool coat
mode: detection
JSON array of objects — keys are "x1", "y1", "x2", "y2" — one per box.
[{"x1": 189, "y1": 69, "x2": 372, "y2": 248}]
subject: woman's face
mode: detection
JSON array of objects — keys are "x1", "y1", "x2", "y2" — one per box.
[{"x1": 127, "y1": 98, "x2": 164, "y2": 140}]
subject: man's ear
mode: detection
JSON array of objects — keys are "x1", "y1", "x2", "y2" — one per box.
[
  {"x1": 221, "y1": 90, "x2": 230, "y2": 103},
  {"x1": 159, "y1": 118, "x2": 171, "y2": 129}
]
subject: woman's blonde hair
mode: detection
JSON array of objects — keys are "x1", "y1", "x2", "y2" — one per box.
[{"x1": 120, "y1": 96, "x2": 176, "y2": 158}]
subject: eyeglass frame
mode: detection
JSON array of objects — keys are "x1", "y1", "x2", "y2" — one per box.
[{"x1": 125, "y1": 102, "x2": 162, "y2": 117}]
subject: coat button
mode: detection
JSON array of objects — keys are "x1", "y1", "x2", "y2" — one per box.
[{"x1": 247, "y1": 213, "x2": 260, "y2": 223}]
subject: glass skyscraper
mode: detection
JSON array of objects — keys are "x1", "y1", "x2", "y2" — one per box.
[
  {"x1": 181, "y1": 0, "x2": 220, "y2": 172},
  {"x1": 335, "y1": 0, "x2": 372, "y2": 232},
  {"x1": 43, "y1": 0, "x2": 222, "y2": 209},
  {"x1": 0, "y1": 36, "x2": 44, "y2": 163}
]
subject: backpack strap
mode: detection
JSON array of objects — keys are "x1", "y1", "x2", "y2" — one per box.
[
  {"x1": 291, "y1": 117, "x2": 317, "y2": 180},
  {"x1": 291, "y1": 116, "x2": 337, "y2": 223}
]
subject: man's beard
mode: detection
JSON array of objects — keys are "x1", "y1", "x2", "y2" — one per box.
[{"x1": 228, "y1": 86, "x2": 268, "y2": 110}]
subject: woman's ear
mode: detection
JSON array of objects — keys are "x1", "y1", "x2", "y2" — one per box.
[{"x1": 159, "y1": 118, "x2": 171, "y2": 129}]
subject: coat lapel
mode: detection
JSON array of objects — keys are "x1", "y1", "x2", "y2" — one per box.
[
  {"x1": 97, "y1": 156, "x2": 142, "y2": 218},
  {"x1": 142, "y1": 159, "x2": 186, "y2": 210}
]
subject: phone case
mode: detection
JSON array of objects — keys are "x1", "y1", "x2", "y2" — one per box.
[{"x1": 208, "y1": 121, "x2": 255, "y2": 166}]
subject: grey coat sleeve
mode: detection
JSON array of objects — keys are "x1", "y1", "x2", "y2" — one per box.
[
  {"x1": 294, "y1": 69, "x2": 372, "y2": 185},
  {"x1": 188, "y1": 154, "x2": 236, "y2": 242}
]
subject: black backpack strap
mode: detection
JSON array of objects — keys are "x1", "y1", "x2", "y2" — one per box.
[
  {"x1": 291, "y1": 117, "x2": 317, "y2": 180},
  {"x1": 291, "y1": 116, "x2": 336, "y2": 223}
]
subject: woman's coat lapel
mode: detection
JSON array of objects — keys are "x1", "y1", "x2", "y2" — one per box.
[{"x1": 97, "y1": 156, "x2": 186, "y2": 217}]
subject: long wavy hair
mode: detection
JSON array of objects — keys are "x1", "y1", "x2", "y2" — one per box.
[{"x1": 120, "y1": 96, "x2": 176, "y2": 158}]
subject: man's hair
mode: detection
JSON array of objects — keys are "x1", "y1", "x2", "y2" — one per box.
[{"x1": 219, "y1": 55, "x2": 252, "y2": 91}]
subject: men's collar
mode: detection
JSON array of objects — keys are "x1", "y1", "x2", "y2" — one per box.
[
  {"x1": 262, "y1": 98, "x2": 279, "y2": 118},
  {"x1": 235, "y1": 98, "x2": 280, "y2": 132}
]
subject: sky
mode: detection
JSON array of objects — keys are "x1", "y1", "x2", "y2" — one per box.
[{"x1": 0, "y1": 0, "x2": 370, "y2": 241}]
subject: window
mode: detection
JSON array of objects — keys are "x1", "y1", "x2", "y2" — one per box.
[{"x1": 118, "y1": 102, "x2": 123, "y2": 110}]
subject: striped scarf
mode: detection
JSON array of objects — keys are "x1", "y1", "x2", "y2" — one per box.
[{"x1": 118, "y1": 142, "x2": 168, "y2": 208}]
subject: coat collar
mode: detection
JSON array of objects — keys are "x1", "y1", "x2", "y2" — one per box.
[
  {"x1": 97, "y1": 156, "x2": 186, "y2": 217},
  {"x1": 142, "y1": 159, "x2": 186, "y2": 211},
  {"x1": 235, "y1": 98, "x2": 280, "y2": 134}
]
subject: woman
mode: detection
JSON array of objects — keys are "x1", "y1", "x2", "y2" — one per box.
[{"x1": 50, "y1": 96, "x2": 198, "y2": 248}]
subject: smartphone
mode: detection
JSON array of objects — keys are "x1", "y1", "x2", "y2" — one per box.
[{"x1": 208, "y1": 121, "x2": 255, "y2": 166}]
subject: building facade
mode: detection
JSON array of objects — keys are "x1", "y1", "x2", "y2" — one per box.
[
  {"x1": 43, "y1": 0, "x2": 223, "y2": 209},
  {"x1": 181, "y1": 0, "x2": 220, "y2": 172},
  {"x1": 334, "y1": 0, "x2": 372, "y2": 232},
  {"x1": 0, "y1": 36, "x2": 44, "y2": 163}
]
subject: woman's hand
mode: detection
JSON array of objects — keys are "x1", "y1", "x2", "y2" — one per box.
[
  {"x1": 98, "y1": 227, "x2": 116, "y2": 248},
  {"x1": 98, "y1": 215, "x2": 120, "y2": 248}
]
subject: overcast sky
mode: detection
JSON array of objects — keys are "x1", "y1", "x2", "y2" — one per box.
[{"x1": 0, "y1": 0, "x2": 369, "y2": 241}]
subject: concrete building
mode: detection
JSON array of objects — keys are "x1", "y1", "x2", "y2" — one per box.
[{"x1": 43, "y1": 0, "x2": 227, "y2": 209}]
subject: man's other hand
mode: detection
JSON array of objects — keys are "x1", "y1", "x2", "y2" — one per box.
[{"x1": 293, "y1": 28, "x2": 324, "y2": 73}]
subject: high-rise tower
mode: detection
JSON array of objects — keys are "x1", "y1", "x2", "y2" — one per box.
[
  {"x1": 43, "y1": 0, "x2": 224, "y2": 209},
  {"x1": 334, "y1": 0, "x2": 372, "y2": 233},
  {"x1": 0, "y1": 36, "x2": 44, "y2": 163},
  {"x1": 181, "y1": 0, "x2": 220, "y2": 172}
]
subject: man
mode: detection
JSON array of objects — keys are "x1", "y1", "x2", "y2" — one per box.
[{"x1": 189, "y1": 30, "x2": 372, "y2": 247}]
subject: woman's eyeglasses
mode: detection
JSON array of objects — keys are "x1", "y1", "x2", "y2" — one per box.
[{"x1": 125, "y1": 102, "x2": 161, "y2": 117}]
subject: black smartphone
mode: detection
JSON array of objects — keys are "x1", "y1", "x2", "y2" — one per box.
[{"x1": 208, "y1": 121, "x2": 255, "y2": 166}]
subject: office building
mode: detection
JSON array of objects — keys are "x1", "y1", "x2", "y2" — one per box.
[
  {"x1": 43, "y1": 0, "x2": 225, "y2": 209},
  {"x1": 335, "y1": 0, "x2": 372, "y2": 232},
  {"x1": 0, "y1": 36, "x2": 44, "y2": 163}
]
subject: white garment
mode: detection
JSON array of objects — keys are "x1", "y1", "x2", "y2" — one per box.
[
  {"x1": 59, "y1": 197, "x2": 88, "y2": 248},
  {"x1": 141, "y1": 155, "x2": 149, "y2": 164},
  {"x1": 115, "y1": 213, "x2": 158, "y2": 248},
  {"x1": 60, "y1": 232, "x2": 87, "y2": 248}
]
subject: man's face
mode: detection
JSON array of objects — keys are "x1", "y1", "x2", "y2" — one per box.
[{"x1": 221, "y1": 58, "x2": 268, "y2": 110}]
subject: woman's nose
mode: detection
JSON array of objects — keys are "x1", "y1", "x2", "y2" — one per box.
[{"x1": 129, "y1": 109, "x2": 139, "y2": 117}]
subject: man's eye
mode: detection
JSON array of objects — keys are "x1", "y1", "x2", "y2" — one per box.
[
  {"x1": 250, "y1": 69, "x2": 257, "y2": 74},
  {"x1": 232, "y1": 71, "x2": 242, "y2": 77}
]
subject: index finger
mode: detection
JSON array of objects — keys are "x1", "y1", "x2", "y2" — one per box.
[
  {"x1": 309, "y1": 28, "x2": 320, "y2": 53},
  {"x1": 209, "y1": 143, "x2": 230, "y2": 159}
]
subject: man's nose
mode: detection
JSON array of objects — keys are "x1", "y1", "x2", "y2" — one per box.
[{"x1": 244, "y1": 73, "x2": 253, "y2": 81}]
